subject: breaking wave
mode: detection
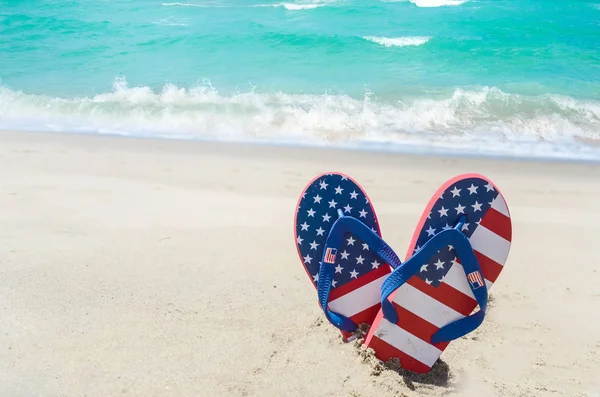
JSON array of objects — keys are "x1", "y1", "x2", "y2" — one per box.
[{"x1": 1, "y1": 77, "x2": 600, "y2": 159}]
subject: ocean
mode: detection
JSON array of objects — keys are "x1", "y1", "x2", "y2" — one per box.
[{"x1": 1, "y1": 0, "x2": 599, "y2": 160}]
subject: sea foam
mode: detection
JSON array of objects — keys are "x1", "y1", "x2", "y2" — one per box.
[
  {"x1": 363, "y1": 36, "x2": 431, "y2": 47},
  {"x1": 1, "y1": 78, "x2": 599, "y2": 160}
]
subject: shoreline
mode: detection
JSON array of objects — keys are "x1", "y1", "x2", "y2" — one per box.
[{"x1": 3, "y1": 128, "x2": 600, "y2": 166}]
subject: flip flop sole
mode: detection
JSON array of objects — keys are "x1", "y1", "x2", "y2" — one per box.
[
  {"x1": 365, "y1": 173, "x2": 512, "y2": 373},
  {"x1": 294, "y1": 172, "x2": 393, "y2": 341}
]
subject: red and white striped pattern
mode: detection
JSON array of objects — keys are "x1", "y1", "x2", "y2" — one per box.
[
  {"x1": 364, "y1": 188, "x2": 512, "y2": 373},
  {"x1": 327, "y1": 265, "x2": 391, "y2": 341}
]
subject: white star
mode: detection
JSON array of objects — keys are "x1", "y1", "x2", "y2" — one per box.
[
  {"x1": 414, "y1": 245, "x2": 421, "y2": 252},
  {"x1": 303, "y1": 254, "x2": 312, "y2": 264},
  {"x1": 346, "y1": 236, "x2": 355, "y2": 246},
  {"x1": 322, "y1": 213, "x2": 331, "y2": 222},
  {"x1": 349, "y1": 269, "x2": 359, "y2": 279},
  {"x1": 455, "y1": 203, "x2": 466, "y2": 214},
  {"x1": 365, "y1": 197, "x2": 369, "y2": 204},
  {"x1": 425, "y1": 278, "x2": 432, "y2": 285},
  {"x1": 428, "y1": 212, "x2": 432, "y2": 219},
  {"x1": 331, "y1": 280, "x2": 337, "y2": 288},
  {"x1": 358, "y1": 209, "x2": 368, "y2": 218},
  {"x1": 319, "y1": 180, "x2": 328, "y2": 190},
  {"x1": 340, "y1": 250, "x2": 350, "y2": 260},
  {"x1": 316, "y1": 227, "x2": 325, "y2": 236},
  {"x1": 343, "y1": 204, "x2": 352, "y2": 213},
  {"x1": 450, "y1": 186, "x2": 461, "y2": 197},
  {"x1": 297, "y1": 235, "x2": 303, "y2": 245},
  {"x1": 438, "y1": 206, "x2": 448, "y2": 217},
  {"x1": 328, "y1": 199, "x2": 337, "y2": 208},
  {"x1": 442, "y1": 223, "x2": 452, "y2": 230},
  {"x1": 350, "y1": 191, "x2": 358, "y2": 199},
  {"x1": 341, "y1": 175, "x2": 348, "y2": 180},
  {"x1": 313, "y1": 195, "x2": 322, "y2": 204},
  {"x1": 484, "y1": 182, "x2": 494, "y2": 192},
  {"x1": 307, "y1": 208, "x2": 315, "y2": 217},
  {"x1": 462, "y1": 223, "x2": 470, "y2": 231},
  {"x1": 420, "y1": 264, "x2": 428, "y2": 273},
  {"x1": 467, "y1": 184, "x2": 478, "y2": 195},
  {"x1": 335, "y1": 186, "x2": 343, "y2": 195},
  {"x1": 438, "y1": 276, "x2": 445, "y2": 284},
  {"x1": 312, "y1": 273, "x2": 319, "y2": 282},
  {"x1": 356, "y1": 255, "x2": 365, "y2": 265},
  {"x1": 371, "y1": 260, "x2": 380, "y2": 269},
  {"x1": 362, "y1": 243, "x2": 369, "y2": 251},
  {"x1": 472, "y1": 201, "x2": 482, "y2": 212},
  {"x1": 309, "y1": 241, "x2": 319, "y2": 250},
  {"x1": 335, "y1": 264, "x2": 343, "y2": 273},
  {"x1": 434, "y1": 259, "x2": 445, "y2": 270},
  {"x1": 300, "y1": 222, "x2": 309, "y2": 231},
  {"x1": 426, "y1": 226, "x2": 436, "y2": 237}
]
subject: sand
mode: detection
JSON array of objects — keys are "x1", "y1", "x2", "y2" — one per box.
[{"x1": 1, "y1": 130, "x2": 600, "y2": 397}]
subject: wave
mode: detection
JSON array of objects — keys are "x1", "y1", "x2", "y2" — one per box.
[
  {"x1": 161, "y1": 2, "x2": 214, "y2": 7},
  {"x1": 162, "y1": 1, "x2": 334, "y2": 9},
  {"x1": 409, "y1": 0, "x2": 467, "y2": 7},
  {"x1": 272, "y1": 2, "x2": 324, "y2": 10},
  {"x1": 363, "y1": 36, "x2": 431, "y2": 47},
  {"x1": 1, "y1": 78, "x2": 600, "y2": 160}
]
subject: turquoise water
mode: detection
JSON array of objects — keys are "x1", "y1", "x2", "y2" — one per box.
[{"x1": 1, "y1": 0, "x2": 600, "y2": 159}]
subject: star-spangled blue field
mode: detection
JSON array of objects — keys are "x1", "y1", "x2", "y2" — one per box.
[{"x1": 1, "y1": 0, "x2": 599, "y2": 160}]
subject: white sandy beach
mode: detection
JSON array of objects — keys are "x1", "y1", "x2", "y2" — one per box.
[{"x1": 1, "y1": 130, "x2": 600, "y2": 397}]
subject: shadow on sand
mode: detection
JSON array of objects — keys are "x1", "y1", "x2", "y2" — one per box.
[{"x1": 351, "y1": 324, "x2": 451, "y2": 390}]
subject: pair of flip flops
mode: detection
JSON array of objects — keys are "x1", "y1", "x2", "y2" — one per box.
[{"x1": 294, "y1": 172, "x2": 512, "y2": 374}]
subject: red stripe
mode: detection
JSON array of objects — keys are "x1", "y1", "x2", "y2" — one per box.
[
  {"x1": 475, "y1": 250, "x2": 503, "y2": 283},
  {"x1": 406, "y1": 276, "x2": 475, "y2": 316},
  {"x1": 350, "y1": 304, "x2": 382, "y2": 329},
  {"x1": 391, "y1": 302, "x2": 450, "y2": 351},
  {"x1": 480, "y1": 207, "x2": 512, "y2": 242},
  {"x1": 366, "y1": 335, "x2": 432, "y2": 374},
  {"x1": 328, "y1": 264, "x2": 390, "y2": 301}
]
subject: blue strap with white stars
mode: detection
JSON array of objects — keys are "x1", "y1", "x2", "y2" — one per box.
[
  {"x1": 316, "y1": 210, "x2": 404, "y2": 333},
  {"x1": 380, "y1": 216, "x2": 489, "y2": 343}
]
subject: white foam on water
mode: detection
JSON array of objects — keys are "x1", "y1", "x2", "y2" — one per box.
[
  {"x1": 363, "y1": 36, "x2": 431, "y2": 47},
  {"x1": 409, "y1": 0, "x2": 467, "y2": 7},
  {"x1": 275, "y1": 3, "x2": 323, "y2": 10},
  {"x1": 163, "y1": 0, "x2": 338, "y2": 10},
  {"x1": 1, "y1": 77, "x2": 600, "y2": 161}
]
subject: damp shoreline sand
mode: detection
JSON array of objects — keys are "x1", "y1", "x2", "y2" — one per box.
[{"x1": 1, "y1": 130, "x2": 600, "y2": 397}]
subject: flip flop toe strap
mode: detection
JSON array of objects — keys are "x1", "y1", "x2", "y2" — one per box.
[
  {"x1": 316, "y1": 210, "x2": 404, "y2": 333},
  {"x1": 380, "y1": 216, "x2": 488, "y2": 343}
]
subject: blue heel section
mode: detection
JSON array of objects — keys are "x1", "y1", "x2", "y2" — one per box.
[{"x1": 380, "y1": 216, "x2": 489, "y2": 343}]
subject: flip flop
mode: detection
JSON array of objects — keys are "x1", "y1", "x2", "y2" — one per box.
[
  {"x1": 364, "y1": 173, "x2": 512, "y2": 373},
  {"x1": 294, "y1": 172, "x2": 402, "y2": 342}
]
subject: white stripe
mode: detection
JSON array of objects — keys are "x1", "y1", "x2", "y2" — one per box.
[
  {"x1": 393, "y1": 283, "x2": 464, "y2": 328},
  {"x1": 490, "y1": 195, "x2": 510, "y2": 217},
  {"x1": 373, "y1": 318, "x2": 442, "y2": 368},
  {"x1": 443, "y1": 262, "x2": 493, "y2": 300},
  {"x1": 469, "y1": 225, "x2": 511, "y2": 266},
  {"x1": 328, "y1": 274, "x2": 387, "y2": 317}
]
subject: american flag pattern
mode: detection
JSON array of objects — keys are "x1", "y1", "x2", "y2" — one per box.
[
  {"x1": 294, "y1": 172, "x2": 393, "y2": 342},
  {"x1": 364, "y1": 174, "x2": 512, "y2": 373}
]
